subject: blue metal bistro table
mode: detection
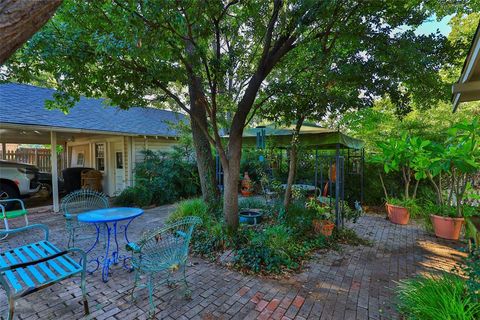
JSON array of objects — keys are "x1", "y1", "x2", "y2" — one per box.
[{"x1": 77, "y1": 207, "x2": 143, "y2": 282}]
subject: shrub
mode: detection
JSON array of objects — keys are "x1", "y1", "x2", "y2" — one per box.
[
  {"x1": 115, "y1": 149, "x2": 200, "y2": 207},
  {"x1": 396, "y1": 273, "x2": 480, "y2": 320},
  {"x1": 114, "y1": 185, "x2": 152, "y2": 207},
  {"x1": 168, "y1": 198, "x2": 210, "y2": 224},
  {"x1": 191, "y1": 222, "x2": 228, "y2": 258},
  {"x1": 234, "y1": 226, "x2": 293, "y2": 273}
]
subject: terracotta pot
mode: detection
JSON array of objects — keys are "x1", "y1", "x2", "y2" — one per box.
[
  {"x1": 240, "y1": 190, "x2": 253, "y2": 197},
  {"x1": 313, "y1": 219, "x2": 335, "y2": 237},
  {"x1": 430, "y1": 214, "x2": 464, "y2": 240},
  {"x1": 386, "y1": 203, "x2": 410, "y2": 225}
]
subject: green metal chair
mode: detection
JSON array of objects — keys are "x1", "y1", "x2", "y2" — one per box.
[
  {"x1": 0, "y1": 199, "x2": 29, "y2": 240},
  {"x1": 127, "y1": 216, "x2": 201, "y2": 314},
  {"x1": 61, "y1": 189, "x2": 109, "y2": 248}
]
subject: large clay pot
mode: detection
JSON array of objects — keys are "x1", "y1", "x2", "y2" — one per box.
[
  {"x1": 241, "y1": 172, "x2": 253, "y2": 197},
  {"x1": 430, "y1": 215, "x2": 464, "y2": 240},
  {"x1": 313, "y1": 219, "x2": 335, "y2": 237},
  {"x1": 386, "y1": 203, "x2": 410, "y2": 225}
]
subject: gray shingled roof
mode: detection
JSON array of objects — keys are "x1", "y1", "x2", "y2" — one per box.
[{"x1": 0, "y1": 83, "x2": 186, "y2": 137}]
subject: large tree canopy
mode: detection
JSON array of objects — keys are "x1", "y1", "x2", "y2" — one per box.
[{"x1": 4, "y1": 0, "x2": 477, "y2": 229}]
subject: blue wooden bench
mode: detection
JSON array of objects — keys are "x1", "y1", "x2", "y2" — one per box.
[{"x1": 0, "y1": 224, "x2": 89, "y2": 320}]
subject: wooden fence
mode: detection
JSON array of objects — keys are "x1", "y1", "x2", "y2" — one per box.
[{"x1": 4, "y1": 148, "x2": 64, "y2": 172}]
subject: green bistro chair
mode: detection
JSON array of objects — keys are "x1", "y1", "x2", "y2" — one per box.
[
  {"x1": 61, "y1": 189, "x2": 109, "y2": 248},
  {"x1": 0, "y1": 199, "x2": 29, "y2": 240},
  {"x1": 127, "y1": 216, "x2": 201, "y2": 315}
]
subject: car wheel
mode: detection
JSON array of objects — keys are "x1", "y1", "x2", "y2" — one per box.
[
  {"x1": 0, "y1": 183, "x2": 19, "y2": 211},
  {"x1": 40, "y1": 183, "x2": 52, "y2": 197}
]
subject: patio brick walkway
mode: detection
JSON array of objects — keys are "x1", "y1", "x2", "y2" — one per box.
[{"x1": 0, "y1": 206, "x2": 466, "y2": 320}]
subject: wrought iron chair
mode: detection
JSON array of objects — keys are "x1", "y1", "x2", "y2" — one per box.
[
  {"x1": 61, "y1": 189, "x2": 109, "y2": 248},
  {"x1": 0, "y1": 199, "x2": 29, "y2": 240},
  {"x1": 126, "y1": 216, "x2": 201, "y2": 314}
]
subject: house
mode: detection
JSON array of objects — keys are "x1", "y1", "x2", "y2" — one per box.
[
  {"x1": 0, "y1": 83, "x2": 186, "y2": 211},
  {"x1": 452, "y1": 22, "x2": 480, "y2": 111}
]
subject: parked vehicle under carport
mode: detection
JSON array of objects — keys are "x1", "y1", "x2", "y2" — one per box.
[{"x1": 0, "y1": 160, "x2": 41, "y2": 210}]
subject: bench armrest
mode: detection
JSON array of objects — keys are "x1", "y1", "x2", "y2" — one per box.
[
  {"x1": 0, "y1": 224, "x2": 49, "y2": 241},
  {"x1": 0, "y1": 199, "x2": 26, "y2": 211}
]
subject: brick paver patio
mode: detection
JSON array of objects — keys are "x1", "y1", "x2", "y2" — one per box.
[{"x1": 0, "y1": 206, "x2": 466, "y2": 320}]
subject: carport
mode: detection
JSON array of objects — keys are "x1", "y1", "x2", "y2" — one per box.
[{"x1": 0, "y1": 124, "x2": 123, "y2": 212}]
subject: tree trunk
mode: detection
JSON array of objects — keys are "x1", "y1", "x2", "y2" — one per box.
[
  {"x1": 184, "y1": 38, "x2": 220, "y2": 207},
  {"x1": 0, "y1": 0, "x2": 63, "y2": 64},
  {"x1": 189, "y1": 109, "x2": 219, "y2": 205},
  {"x1": 222, "y1": 136, "x2": 242, "y2": 231},
  {"x1": 188, "y1": 78, "x2": 220, "y2": 207},
  {"x1": 284, "y1": 117, "x2": 305, "y2": 207}
]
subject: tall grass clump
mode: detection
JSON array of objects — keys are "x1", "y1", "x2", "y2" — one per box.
[{"x1": 396, "y1": 273, "x2": 480, "y2": 320}]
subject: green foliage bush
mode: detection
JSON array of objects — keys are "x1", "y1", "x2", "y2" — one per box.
[
  {"x1": 396, "y1": 273, "x2": 480, "y2": 320},
  {"x1": 115, "y1": 149, "x2": 200, "y2": 207},
  {"x1": 176, "y1": 196, "x2": 369, "y2": 275},
  {"x1": 168, "y1": 198, "x2": 210, "y2": 224},
  {"x1": 113, "y1": 184, "x2": 152, "y2": 208}
]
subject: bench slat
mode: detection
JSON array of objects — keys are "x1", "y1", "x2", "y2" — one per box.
[
  {"x1": 4, "y1": 251, "x2": 36, "y2": 288},
  {"x1": 21, "y1": 245, "x2": 58, "y2": 281},
  {"x1": 40, "y1": 241, "x2": 80, "y2": 273},
  {"x1": 12, "y1": 247, "x2": 46, "y2": 284},
  {"x1": 30, "y1": 243, "x2": 67, "y2": 277},
  {"x1": 0, "y1": 254, "x2": 22, "y2": 292}
]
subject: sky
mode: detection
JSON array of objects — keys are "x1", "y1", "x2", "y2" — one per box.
[{"x1": 415, "y1": 14, "x2": 453, "y2": 36}]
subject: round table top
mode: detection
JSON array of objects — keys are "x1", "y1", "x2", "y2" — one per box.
[
  {"x1": 280, "y1": 184, "x2": 317, "y2": 191},
  {"x1": 77, "y1": 207, "x2": 144, "y2": 223}
]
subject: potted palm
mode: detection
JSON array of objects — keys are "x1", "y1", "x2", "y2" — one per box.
[
  {"x1": 415, "y1": 119, "x2": 479, "y2": 240},
  {"x1": 375, "y1": 134, "x2": 427, "y2": 225}
]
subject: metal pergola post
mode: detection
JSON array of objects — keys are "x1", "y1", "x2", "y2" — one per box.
[{"x1": 335, "y1": 144, "x2": 340, "y2": 227}]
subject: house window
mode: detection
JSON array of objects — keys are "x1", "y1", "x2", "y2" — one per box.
[
  {"x1": 76, "y1": 153, "x2": 85, "y2": 166},
  {"x1": 95, "y1": 143, "x2": 105, "y2": 171},
  {"x1": 116, "y1": 152, "x2": 123, "y2": 169}
]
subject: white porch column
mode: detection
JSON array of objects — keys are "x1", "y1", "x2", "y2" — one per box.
[{"x1": 50, "y1": 131, "x2": 60, "y2": 212}]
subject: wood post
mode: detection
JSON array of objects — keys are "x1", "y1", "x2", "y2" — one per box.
[{"x1": 50, "y1": 131, "x2": 59, "y2": 212}]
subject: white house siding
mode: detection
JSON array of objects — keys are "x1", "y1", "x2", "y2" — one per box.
[
  {"x1": 66, "y1": 135, "x2": 178, "y2": 195},
  {"x1": 133, "y1": 137, "x2": 175, "y2": 164}
]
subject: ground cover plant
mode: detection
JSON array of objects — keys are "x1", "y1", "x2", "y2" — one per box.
[{"x1": 170, "y1": 196, "x2": 368, "y2": 275}]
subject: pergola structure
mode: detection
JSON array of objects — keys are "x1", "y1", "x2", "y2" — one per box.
[
  {"x1": 452, "y1": 22, "x2": 480, "y2": 111},
  {"x1": 219, "y1": 123, "x2": 365, "y2": 226}
]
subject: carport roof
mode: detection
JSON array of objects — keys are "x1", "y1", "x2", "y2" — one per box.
[{"x1": 0, "y1": 83, "x2": 186, "y2": 137}]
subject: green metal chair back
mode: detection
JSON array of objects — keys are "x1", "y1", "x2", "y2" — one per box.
[
  {"x1": 127, "y1": 216, "x2": 202, "y2": 314},
  {"x1": 61, "y1": 189, "x2": 108, "y2": 248},
  {"x1": 131, "y1": 216, "x2": 201, "y2": 271}
]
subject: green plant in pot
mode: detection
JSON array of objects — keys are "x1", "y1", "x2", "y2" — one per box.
[
  {"x1": 374, "y1": 133, "x2": 428, "y2": 225},
  {"x1": 413, "y1": 118, "x2": 480, "y2": 240},
  {"x1": 306, "y1": 198, "x2": 335, "y2": 236}
]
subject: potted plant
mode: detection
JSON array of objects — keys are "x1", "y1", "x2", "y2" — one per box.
[
  {"x1": 375, "y1": 134, "x2": 428, "y2": 225},
  {"x1": 307, "y1": 198, "x2": 335, "y2": 236},
  {"x1": 416, "y1": 119, "x2": 480, "y2": 240}
]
